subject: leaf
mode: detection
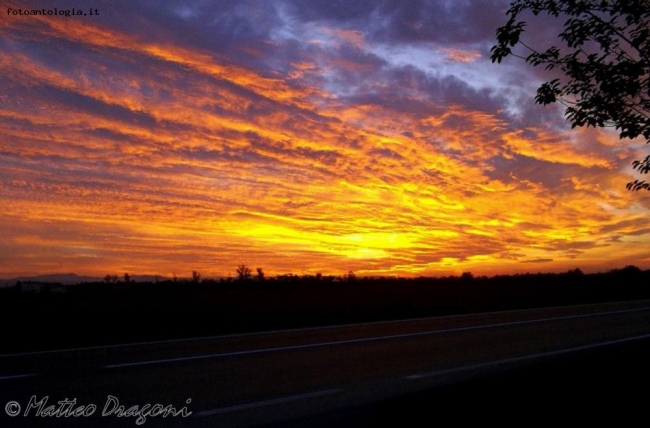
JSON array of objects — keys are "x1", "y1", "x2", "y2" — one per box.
[{"x1": 490, "y1": 0, "x2": 650, "y2": 191}]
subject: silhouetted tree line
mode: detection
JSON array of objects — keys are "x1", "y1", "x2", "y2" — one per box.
[{"x1": 1, "y1": 265, "x2": 648, "y2": 353}]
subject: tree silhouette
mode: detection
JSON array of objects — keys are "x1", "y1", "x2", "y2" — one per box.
[
  {"x1": 192, "y1": 271, "x2": 202, "y2": 284},
  {"x1": 491, "y1": 0, "x2": 650, "y2": 190},
  {"x1": 461, "y1": 271, "x2": 474, "y2": 282},
  {"x1": 236, "y1": 264, "x2": 252, "y2": 281},
  {"x1": 344, "y1": 270, "x2": 356, "y2": 282},
  {"x1": 256, "y1": 267, "x2": 265, "y2": 282}
]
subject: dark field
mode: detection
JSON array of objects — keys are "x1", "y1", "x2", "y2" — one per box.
[{"x1": 2, "y1": 266, "x2": 649, "y2": 353}]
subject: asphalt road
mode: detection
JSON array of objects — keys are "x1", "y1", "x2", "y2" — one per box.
[{"x1": 2, "y1": 300, "x2": 650, "y2": 427}]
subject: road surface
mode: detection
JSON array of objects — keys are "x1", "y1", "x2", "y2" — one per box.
[{"x1": 2, "y1": 300, "x2": 650, "y2": 427}]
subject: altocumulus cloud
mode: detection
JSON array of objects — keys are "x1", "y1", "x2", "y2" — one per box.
[{"x1": 0, "y1": 0, "x2": 648, "y2": 278}]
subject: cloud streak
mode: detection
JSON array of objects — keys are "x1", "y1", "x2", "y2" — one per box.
[{"x1": 1, "y1": 0, "x2": 648, "y2": 278}]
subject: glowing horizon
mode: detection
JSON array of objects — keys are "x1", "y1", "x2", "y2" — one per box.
[{"x1": 1, "y1": 0, "x2": 649, "y2": 279}]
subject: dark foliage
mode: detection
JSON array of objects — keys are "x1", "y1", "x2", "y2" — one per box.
[
  {"x1": 236, "y1": 264, "x2": 252, "y2": 281},
  {"x1": 491, "y1": 0, "x2": 650, "y2": 190},
  {"x1": 2, "y1": 266, "x2": 649, "y2": 353}
]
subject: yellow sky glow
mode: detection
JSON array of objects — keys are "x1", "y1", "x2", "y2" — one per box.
[{"x1": 1, "y1": 9, "x2": 649, "y2": 279}]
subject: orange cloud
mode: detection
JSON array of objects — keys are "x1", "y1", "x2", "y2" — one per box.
[
  {"x1": 439, "y1": 48, "x2": 482, "y2": 63},
  {"x1": 1, "y1": 7, "x2": 648, "y2": 279},
  {"x1": 502, "y1": 129, "x2": 613, "y2": 168}
]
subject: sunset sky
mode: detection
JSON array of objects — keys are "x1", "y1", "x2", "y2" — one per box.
[{"x1": 1, "y1": 0, "x2": 649, "y2": 279}]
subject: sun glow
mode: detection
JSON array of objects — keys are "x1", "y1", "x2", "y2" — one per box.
[{"x1": 1, "y1": 2, "x2": 648, "y2": 278}]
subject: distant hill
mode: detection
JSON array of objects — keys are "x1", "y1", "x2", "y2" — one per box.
[{"x1": 0, "y1": 273, "x2": 167, "y2": 286}]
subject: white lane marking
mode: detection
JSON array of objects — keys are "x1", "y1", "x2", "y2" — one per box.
[
  {"x1": 3, "y1": 300, "x2": 649, "y2": 358},
  {"x1": 406, "y1": 333, "x2": 650, "y2": 379},
  {"x1": 105, "y1": 307, "x2": 650, "y2": 369},
  {"x1": 193, "y1": 389, "x2": 343, "y2": 417},
  {"x1": 0, "y1": 373, "x2": 37, "y2": 381}
]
